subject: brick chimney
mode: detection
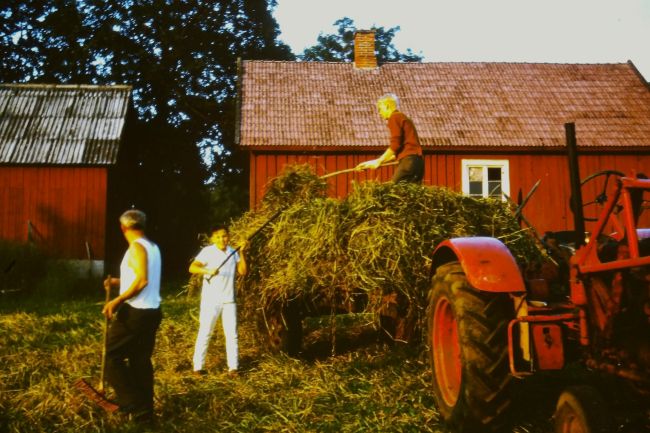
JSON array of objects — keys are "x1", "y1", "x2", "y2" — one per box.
[{"x1": 354, "y1": 30, "x2": 377, "y2": 69}]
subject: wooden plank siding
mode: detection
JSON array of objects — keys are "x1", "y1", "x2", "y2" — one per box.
[
  {"x1": 249, "y1": 151, "x2": 650, "y2": 234},
  {"x1": 0, "y1": 166, "x2": 107, "y2": 259}
]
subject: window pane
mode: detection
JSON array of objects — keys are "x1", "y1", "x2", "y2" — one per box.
[
  {"x1": 469, "y1": 181, "x2": 482, "y2": 196},
  {"x1": 469, "y1": 167, "x2": 483, "y2": 182},
  {"x1": 488, "y1": 181, "x2": 502, "y2": 197},
  {"x1": 487, "y1": 167, "x2": 501, "y2": 181},
  {"x1": 462, "y1": 159, "x2": 509, "y2": 201}
]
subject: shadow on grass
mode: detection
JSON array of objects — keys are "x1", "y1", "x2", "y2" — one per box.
[{"x1": 300, "y1": 321, "x2": 386, "y2": 361}]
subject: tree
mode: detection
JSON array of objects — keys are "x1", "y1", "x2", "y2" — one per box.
[
  {"x1": 301, "y1": 17, "x2": 423, "y2": 63},
  {"x1": 0, "y1": 0, "x2": 294, "y2": 274}
]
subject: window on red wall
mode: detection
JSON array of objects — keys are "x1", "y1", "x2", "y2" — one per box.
[{"x1": 461, "y1": 159, "x2": 510, "y2": 201}]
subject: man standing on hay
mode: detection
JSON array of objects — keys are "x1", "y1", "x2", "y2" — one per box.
[
  {"x1": 190, "y1": 225, "x2": 247, "y2": 376},
  {"x1": 102, "y1": 209, "x2": 162, "y2": 423},
  {"x1": 356, "y1": 93, "x2": 424, "y2": 183}
]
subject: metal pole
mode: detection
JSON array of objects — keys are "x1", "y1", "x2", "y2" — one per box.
[{"x1": 565, "y1": 122, "x2": 586, "y2": 248}]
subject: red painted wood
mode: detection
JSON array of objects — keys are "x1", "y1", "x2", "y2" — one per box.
[
  {"x1": 255, "y1": 154, "x2": 267, "y2": 206},
  {"x1": 0, "y1": 166, "x2": 108, "y2": 259},
  {"x1": 248, "y1": 152, "x2": 650, "y2": 234}
]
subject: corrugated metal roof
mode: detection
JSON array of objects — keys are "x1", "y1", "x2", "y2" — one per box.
[
  {"x1": 239, "y1": 61, "x2": 650, "y2": 149},
  {"x1": 0, "y1": 84, "x2": 131, "y2": 165}
]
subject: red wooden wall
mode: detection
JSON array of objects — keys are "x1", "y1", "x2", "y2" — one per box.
[
  {"x1": 249, "y1": 151, "x2": 650, "y2": 235},
  {"x1": 0, "y1": 166, "x2": 108, "y2": 259}
]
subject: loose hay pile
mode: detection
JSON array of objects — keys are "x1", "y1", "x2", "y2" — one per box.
[{"x1": 230, "y1": 164, "x2": 545, "y2": 347}]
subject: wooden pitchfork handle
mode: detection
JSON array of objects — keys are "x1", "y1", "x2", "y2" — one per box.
[
  {"x1": 205, "y1": 208, "x2": 284, "y2": 283},
  {"x1": 319, "y1": 161, "x2": 398, "y2": 179},
  {"x1": 98, "y1": 274, "x2": 111, "y2": 394}
]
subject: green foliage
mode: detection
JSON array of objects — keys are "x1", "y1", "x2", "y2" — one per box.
[
  {"x1": 0, "y1": 239, "x2": 105, "y2": 300},
  {"x1": 1, "y1": 1, "x2": 295, "y2": 276},
  {"x1": 0, "y1": 239, "x2": 47, "y2": 295},
  {"x1": 205, "y1": 174, "x2": 250, "y2": 229},
  {"x1": 300, "y1": 17, "x2": 423, "y2": 63},
  {"x1": 0, "y1": 1, "x2": 87, "y2": 82}
]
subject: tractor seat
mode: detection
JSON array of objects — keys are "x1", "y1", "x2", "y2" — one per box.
[{"x1": 544, "y1": 230, "x2": 580, "y2": 249}]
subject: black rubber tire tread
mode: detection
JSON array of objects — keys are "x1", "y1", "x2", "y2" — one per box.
[
  {"x1": 554, "y1": 385, "x2": 612, "y2": 433},
  {"x1": 428, "y1": 261, "x2": 514, "y2": 432}
]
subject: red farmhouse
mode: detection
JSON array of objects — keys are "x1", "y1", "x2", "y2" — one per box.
[{"x1": 237, "y1": 31, "x2": 650, "y2": 234}]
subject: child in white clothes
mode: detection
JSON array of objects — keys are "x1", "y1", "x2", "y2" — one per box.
[{"x1": 189, "y1": 226, "x2": 247, "y2": 374}]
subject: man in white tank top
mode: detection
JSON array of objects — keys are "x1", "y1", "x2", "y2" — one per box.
[{"x1": 102, "y1": 209, "x2": 162, "y2": 423}]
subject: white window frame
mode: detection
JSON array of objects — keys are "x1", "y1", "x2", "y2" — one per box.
[{"x1": 461, "y1": 159, "x2": 510, "y2": 201}]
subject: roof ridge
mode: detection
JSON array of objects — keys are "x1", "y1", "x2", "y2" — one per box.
[
  {"x1": 242, "y1": 59, "x2": 630, "y2": 67},
  {"x1": 0, "y1": 84, "x2": 132, "y2": 91}
]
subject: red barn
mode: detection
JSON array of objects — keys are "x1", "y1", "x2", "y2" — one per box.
[
  {"x1": 0, "y1": 84, "x2": 131, "y2": 274},
  {"x1": 237, "y1": 31, "x2": 650, "y2": 234}
]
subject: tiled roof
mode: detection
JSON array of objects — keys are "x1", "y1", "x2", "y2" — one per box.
[
  {"x1": 0, "y1": 84, "x2": 131, "y2": 165},
  {"x1": 239, "y1": 61, "x2": 650, "y2": 149}
]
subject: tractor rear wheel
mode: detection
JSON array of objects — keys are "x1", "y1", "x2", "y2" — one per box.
[
  {"x1": 554, "y1": 386, "x2": 612, "y2": 433},
  {"x1": 428, "y1": 262, "x2": 514, "y2": 432}
]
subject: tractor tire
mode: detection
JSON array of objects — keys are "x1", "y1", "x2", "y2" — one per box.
[
  {"x1": 554, "y1": 386, "x2": 612, "y2": 433},
  {"x1": 428, "y1": 262, "x2": 514, "y2": 432},
  {"x1": 259, "y1": 301, "x2": 303, "y2": 356}
]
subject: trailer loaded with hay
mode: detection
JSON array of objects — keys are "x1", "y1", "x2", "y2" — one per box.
[
  {"x1": 228, "y1": 136, "x2": 650, "y2": 432},
  {"x1": 229, "y1": 163, "x2": 545, "y2": 355}
]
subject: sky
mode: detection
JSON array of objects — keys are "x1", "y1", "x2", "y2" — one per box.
[{"x1": 273, "y1": 0, "x2": 650, "y2": 81}]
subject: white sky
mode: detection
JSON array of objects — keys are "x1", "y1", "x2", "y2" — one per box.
[{"x1": 273, "y1": 0, "x2": 650, "y2": 81}]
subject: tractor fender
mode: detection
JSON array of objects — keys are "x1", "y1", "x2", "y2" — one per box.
[{"x1": 431, "y1": 237, "x2": 526, "y2": 293}]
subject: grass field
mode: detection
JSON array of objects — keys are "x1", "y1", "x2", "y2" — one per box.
[{"x1": 0, "y1": 282, "x2": 556, "y2": 433}]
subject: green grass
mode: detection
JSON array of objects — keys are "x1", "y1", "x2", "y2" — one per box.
[{"x1": 0, "y1": 285, "x2": 554, "y2": 433}]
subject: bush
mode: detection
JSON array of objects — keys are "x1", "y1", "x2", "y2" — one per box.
[
  {"x1": 0, "y1": 240, "x2": 102, "y2": 301},
  {"x1": 0, "y1": 240, "x2": 47, "y2": 296}
]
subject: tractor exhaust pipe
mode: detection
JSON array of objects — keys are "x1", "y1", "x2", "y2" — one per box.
[{"x1": 565, "y1": 122, "x2": 586, "y2": 248}]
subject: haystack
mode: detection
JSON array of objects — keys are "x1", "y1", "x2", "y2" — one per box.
[{"x1": 230, "y1": 164, "x2": 544, "y2": 344}]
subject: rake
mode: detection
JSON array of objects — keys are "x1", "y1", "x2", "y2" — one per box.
[{"x1": 74, "y1": 275, "x2": 119, "y2": 412}]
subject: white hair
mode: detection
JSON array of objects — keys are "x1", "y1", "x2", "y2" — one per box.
[
  {"x1": 119, "y1": 209, "x2": 146, "y2": 230},
  {"x1": 377, "y1": 93, "x2": 400, "y2": 109}
]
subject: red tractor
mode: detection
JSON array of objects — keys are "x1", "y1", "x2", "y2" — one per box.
[{"x1": 427, "y1": 123, "x2": 650, "y2": 432}]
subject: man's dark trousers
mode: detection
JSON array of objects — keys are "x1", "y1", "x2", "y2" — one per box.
[{"x1": 105, "y1": 303, "x2": 162, "y2": 417}]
